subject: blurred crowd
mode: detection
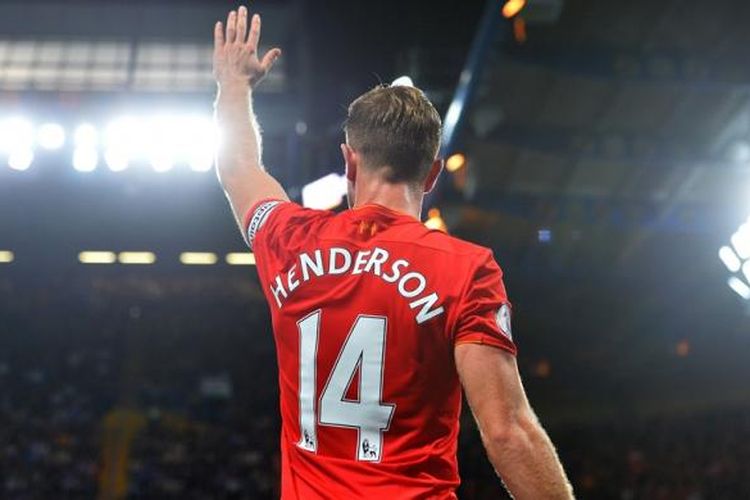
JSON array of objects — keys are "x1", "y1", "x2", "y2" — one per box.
[
  {"x1": 459, "y1": 410, "x2": 750, "y2": 500},
  {"x1": 0, "y1": 276, "x2": 748, "y2": 499}
]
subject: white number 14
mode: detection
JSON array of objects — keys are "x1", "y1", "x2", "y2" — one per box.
[{"x1": 296, "y1": 311, "x2": 395, "y2": 462}]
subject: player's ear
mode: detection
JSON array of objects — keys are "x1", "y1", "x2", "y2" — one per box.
[
  {"x1": 423, "y1": 158, "x2": 443, "y2": 194},
  {"x1": 341, "y1": 143, "x2": 357, "y2": 184}
]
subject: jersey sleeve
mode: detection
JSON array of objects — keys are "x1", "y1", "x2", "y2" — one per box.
[
  {"x1": 453, "y1": 251, "x2": 517, "y2": 355},
  {"x1": 243, "y1": 198, "x2": 324, "y2": 263}
]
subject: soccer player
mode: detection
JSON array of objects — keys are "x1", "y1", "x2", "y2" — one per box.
[{"x1": 212, "y1": 6, "x2": 573, "y2": 499}]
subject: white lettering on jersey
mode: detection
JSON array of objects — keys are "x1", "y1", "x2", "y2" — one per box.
[
  {"x1": 300, "y1": 250, "x2": 325, "y2": 281},
  {"x1": 329, "y1": 247, "x2": 352, "y2": 274},
  {"x1": 270, "y1": 275, "x2": 288, "y2": 308},
  {"x1": 267, "y1": 247, "x2": 444, "y2": 324},
  {"x1": 351, "y1": 250, "x2": 372, "y2": 275},
  {"x1": 397, "y1": 272, "x2": 426, "y2": 298},
  {"x1": 409, "y1": 292, "x2": 445, "y2": 325},
  {"x1": 382, "y1": 259, "x2": 408, "y2": 283},
  {"x1": 287, "y1": 264, "x2": 300, "y2": 293},
  {"x1": 364, "y1": 248, "x2": 389, "y2": 276}
]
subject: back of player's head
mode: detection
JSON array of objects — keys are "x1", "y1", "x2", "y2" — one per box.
[{"x1": 344, "y1": 85, "x2": 442, "y2": 185}]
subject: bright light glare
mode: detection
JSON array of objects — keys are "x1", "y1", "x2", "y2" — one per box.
[
  {"x1": 186, "y1": 117, "x2": 216, "y2": 172},
  {"x1": 391, "y1": 76, "x2": 414, "y2": 87},
  {"x1": 302, "y1": 173, "x2": 346, "y2": 210},
  {"x1": 37, "y1": 123, "x2": 65, "y2": 150},
  {"x1": 730, "y1": 224, "x2": 750, "y2": 259},
  {"x1": 0, "y1": 251, "x2": 14, "y2": 263},
  {"x1": 104, "y1": 149, "x2": 129, "y2": 172},
  {"x1": 96, "y1": 114, "x2": 218, "y2": 173},
  {"x1": 74, "y1": 123, "x2": 98, "y2": 146},
  {"x1": 179, "y1": 252, "x2": 218, "y2": 265},
  {"x1": 146, "y1": 116, "x2": 180, "y2": 173},
  {"x1": 0, "y1": 117, "x2": 33, "y2": 154},
  {"x1": 502, "y1": 0, "x2": 527, "y2": 18},
  {"x1": 188, "y1": 151, "x2": 214, "y2": 172},
  {"x1": 78, "y1": 251, "x2": 117, "y2": 264},
  {"x1": 226, "y1": 253, "x2": 256, "y2": 266},
  {"x1": 719, "y1": 246, "x2": 741, "y2": 273},
  {"x1": 8, "y1": 149, "x2": 34, "y2": 171},
  {"x1": 424, "y1": 208, "x2": 447, "y2": 232},
  {"x1": 728, "y1": 276, "x2": 750, "y2": 300},
  {"x1": 743, "y1": 260, "x2": 750, "y2": 285},
  {"x1": 104, "y1": 117, "x2": 139, "y2": 171},
  {"x1": 446, "y1": 153, "x2": 466, "y2": 172},
  {"x1": 73, "y1": 148, "x2": 98, "y2": 172},
  {"x1": 150, "y1": 154, "x2": 174, "y2": 172},
  {"x1": 118, "y1": 252, "x2": 156, "y2": 265},
  {"x1": 443, "y1": 101, "x2": 461, "y2": 138}
]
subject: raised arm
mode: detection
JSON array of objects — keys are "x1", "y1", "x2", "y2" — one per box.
[
  {"x1": 455, "y1": 343, "x2": 574, "y2": 499},
  {"x1": 213, "y1": 5, "x2": 289, "y2": 241}
]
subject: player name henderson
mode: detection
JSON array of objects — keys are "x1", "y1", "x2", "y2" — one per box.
[{"x1": 269, "y1": 246, "x2": 445, "y2": 324}]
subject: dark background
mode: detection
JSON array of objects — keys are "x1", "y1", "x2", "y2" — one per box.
[{"x1": 1, "y1": 0, "x2": 750, "y2": 498}]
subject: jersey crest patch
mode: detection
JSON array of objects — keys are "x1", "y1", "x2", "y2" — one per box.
[{"x1": 495, "y1": 304, "x2": 512, "y2": 340}]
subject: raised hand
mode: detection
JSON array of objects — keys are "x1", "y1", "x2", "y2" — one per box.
[{"x1": 213, "y1": 5, "x2": 282, "y2": 89}]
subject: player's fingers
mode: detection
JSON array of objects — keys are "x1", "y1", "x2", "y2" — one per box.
[
  {"x1": 226, "y1": 10, "x2": 237, "y2": 43},
  {"x1": 214, "y1": 21, "x2": 224, "y2": 50},
  {"x1": 236, "y1": 6, "x2": 248, "y2": 45},
  {"x1": 247, "y1": 13, "x2": 261, "y2": 50},
  {"x1": 260, "y1": 48, "x2": 282, "y2": 72}
]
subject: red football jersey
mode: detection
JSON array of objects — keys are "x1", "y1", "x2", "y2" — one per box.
[{"x1": 244, "y1": 200, "x2": 516, "y2": 499}]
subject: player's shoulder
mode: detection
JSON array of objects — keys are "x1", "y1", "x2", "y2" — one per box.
[
  {"x1": 246, "y1": 199, "x2": 335, "y2": 252},
  {"x1": 275, "y1": 200, "x2": 332, "y2": 218},
  {"x1": 413, "y1": 225, "x2": 496, "y2": 263},
  {"x1": 252, "y1": 199, "x2": 334, "y2": 228}
]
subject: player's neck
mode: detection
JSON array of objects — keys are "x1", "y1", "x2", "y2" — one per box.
[{"x1": 352, "y1": 179, "x2": 423, "y2": 220}]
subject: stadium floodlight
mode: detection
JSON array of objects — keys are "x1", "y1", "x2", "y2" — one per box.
[
  {"x1": 145, "y1": 115, "x2": 180, "y2": 173},
  {"x1": 150, "y1": 153, "x2": 174, "y2": 173},
  {"x1": 188, "y1": 151, "x2": 214, "y2": 172},
  {"x1": 1, "y1": 117, "x2": 34, "y2": 171},
  {"x1": 391, "y1": 76, "x2": 414, "y2": 87},
  {"x1": 302, "y1": 173, "x2": 347, "y2": 210},
  {"x1": 104, "y1": 117, "x2": 140, "y2": 171},
  {"x1": 0, "y1": 117, "x2": 33, "y2": 154},
  {"x1": 179, "y1": 252, "x2": 218, "y2": 265},
  {"x1": 118, "y1": 252, "x2": 156, "y2": 265},
  {"x1": 37, "y1": 123, "x2": 65, "y2": 150},
  {"x1": 78, "y1": 251, "x2": 117, "y2": 264},
  {"x1": 74, "y1": 123, "x2": 98, "y2": 147},
  {"x1": 719, "y1": 246, "x2": 742, "y2": 273},
  {"x1": 0, "y1": 251, "x2": 14, "y2": 263},
  {"x1": 104, "y1": 149, "x2": 129, "y2": 172},
  {"x1": 154, "y1": 155, "x2": 178, "y2": 172},
  {"x1": 0, "y1": 112, "x2": 222, "y2": 174},
  {"x1": 73, "y1": 147, "x2": 98, "y2": 172},
  {"x1": 721, "y1": 217, "x2": 750, "y2": 301},
  {"x1": 728, "y1": 276, "x2": 750, "y2": 300},
  {"x1": 226, "y1": 252, "x2": 256, "y2": 266},
  {"x1": 730, "y1": 224, "x2": 750, "y2": 259},
  {"x1": 8, "y1": 149, "x2": 34, "y2": 171},
  {"x1": 185, "y1": 116, "x2": 217, "y2": 172}
]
